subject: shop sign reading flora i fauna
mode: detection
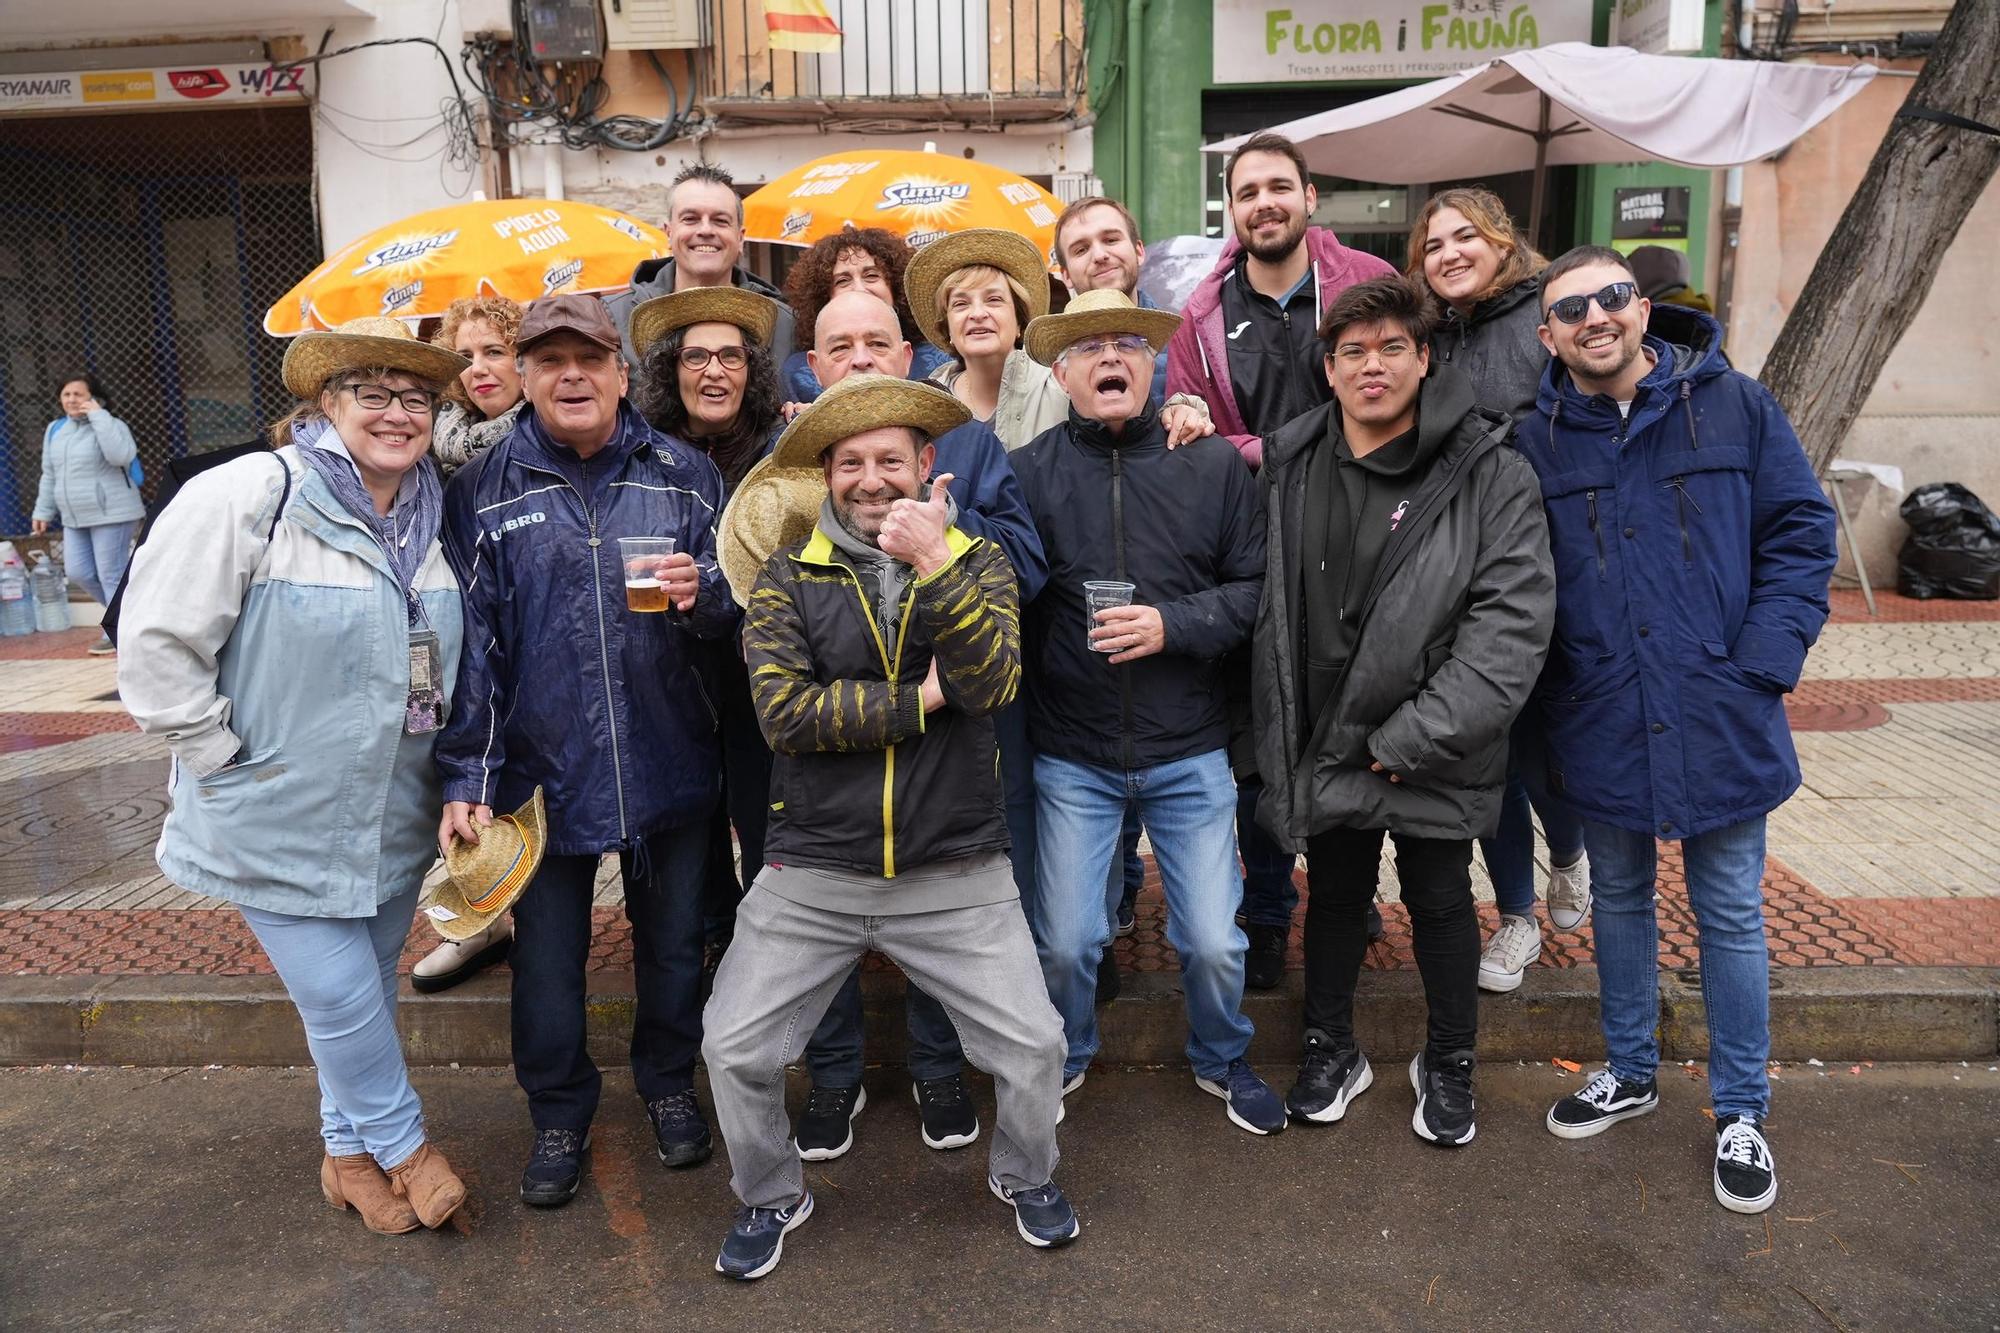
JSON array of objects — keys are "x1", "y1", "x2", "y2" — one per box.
[{"x1": 1211, "y1": 1, "x2": 1592, "y2": 85}]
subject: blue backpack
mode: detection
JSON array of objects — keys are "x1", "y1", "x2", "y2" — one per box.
[{"x1": 44, "y1": 419, "x2": 144, "y2": 488}]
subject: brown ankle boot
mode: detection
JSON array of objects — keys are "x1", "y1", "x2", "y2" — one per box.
[
  {"x1": 321, "y1": 1153, "x2": 421, "y2": 1234},
  {"x1": 386, "y1": 1142, "x2": 467, "y2": 1229}
]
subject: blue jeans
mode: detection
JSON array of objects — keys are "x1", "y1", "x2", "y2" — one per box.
[
  {"x1": 1032, "y1": 748, "x2": 1254, "y2": 1079},
  {"x1": 63, "y1": 518, "x2": 139, "y2": 608},
  {"x1": 240, "y1": 885, "x2": 426, "y2": 1168},
  {"x1": 1117, "y1": 778, "x2": 1297, "y2": 929},
  {"x1": 511, "y1": 821, "x2": 708, "y2": 1129},
  {"x1": 1585, "y1": 815, "x2": 1771, "y2": 1120},
  {"x1": 1480, "y1": 721, "x2": 1586, "y2": 919}
]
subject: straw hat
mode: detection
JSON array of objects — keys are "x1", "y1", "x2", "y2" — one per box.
[
  {"x1": 419, "y1": 788, "x2": 547, "y2": 941},
  {"x1": 630, "y1": 287, "x2": 783, "y2": 361},
  {"x1": 903, "y1": 228, "x2": 1051, "y2": 354},
  {"x1": 1024, "y1": 288, "x2": 1183, "y2": 367},
  {"x1": 717, "y1": 374, "x2": 971, "y2": 606},
  {"x1": 281, "y1": 315, "x2": 468, "y2": 399}
]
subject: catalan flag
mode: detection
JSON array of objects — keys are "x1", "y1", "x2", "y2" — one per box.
[{"x1": 766, "y1": 0, "x2": 843, "y2": 52}]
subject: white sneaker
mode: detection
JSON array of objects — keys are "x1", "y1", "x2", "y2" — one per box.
[
  {"x1": 1476, "y1": 914, "x2": 1541, "y2": 994},
  {"x1": 1546, "y1": 852, "x2": 1591, "y2": 931},
  {"x1": 411, "y1": 916, "x2": 513, "y2": 993}
]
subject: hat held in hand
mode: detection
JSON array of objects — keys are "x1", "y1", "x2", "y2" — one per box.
[{"x1": 421, "y1": 788, "x2": 547, "y2": 940}]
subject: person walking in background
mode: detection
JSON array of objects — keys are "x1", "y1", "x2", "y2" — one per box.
[
  {"x1": 33, "y1": 373, "x2": 145, "y2": 655},
  {"x1": 410, "y1": 294, "x2": 529, "y2": 994},
  {"x1": 117, "y1": 317, "x2": 472, "y2": 1234},
  {"x1": 1251, "y1": 276, "x2": 1553, "y2": 1144},
  {"x1": 435, "y1": 293, "x2": 737, "y2": 1211},
  {"x1": 1406, "y1": 187, "x2": 1591, "y2": 996},
  {"x1": 779, "y1": 227, "x2": 950, "y2": 403},
  {"x1": 604, "y1": 162, "x2": 795, "y2": 377},
  {"x1": 1519, "y1": 247, "x2": 1835, "y2": 1214}
]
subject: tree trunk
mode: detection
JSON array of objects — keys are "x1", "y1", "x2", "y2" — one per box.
[{"x1": 1758, "y1": 0, "x2": 2000, "y2": 475}]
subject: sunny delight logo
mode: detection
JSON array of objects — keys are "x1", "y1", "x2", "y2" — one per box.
[
  {"x1": 351, "y1": 231, "x2": 460, "y2": 276},
  {"x1": 878, "y1": 180, "x2": 971, "y2": 211}
]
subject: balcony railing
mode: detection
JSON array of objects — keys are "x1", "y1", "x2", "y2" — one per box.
[{"x1": 704, "y1": 0, "x2": 1081, "y2": 122}]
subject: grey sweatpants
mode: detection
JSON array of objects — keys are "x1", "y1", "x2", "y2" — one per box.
[{"x1": 701, "y1": 884, "x2": 1066, "y2": 1208}]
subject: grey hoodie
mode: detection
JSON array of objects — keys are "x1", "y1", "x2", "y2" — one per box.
[{"x1": 818, "y1": 482, "x2": 961, "y2": 644}]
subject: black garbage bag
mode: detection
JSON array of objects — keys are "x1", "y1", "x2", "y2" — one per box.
[{"x1": 1897, "y1": 482, "x2": 2000, "y2": 600}]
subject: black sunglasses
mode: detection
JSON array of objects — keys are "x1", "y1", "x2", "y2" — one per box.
[{"x1": 1545, "y1": 282, "x2": 1638, "y2": 326}]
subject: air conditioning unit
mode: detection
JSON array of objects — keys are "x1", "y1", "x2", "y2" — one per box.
[
  {"x1": 1050, "y1": 172, "x2": 1102, "y2": 205},
  {"x1": 602, "y1": 0, "x2": 703, "y2": 49}
]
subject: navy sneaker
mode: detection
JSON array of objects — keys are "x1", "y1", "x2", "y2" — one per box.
[
  {"x1": 646, "y1": 1089, "x2": 714, "y2": 1168},
  {"x1": 912, "y1": 1074, "x2": 980, "y2": 1150},
  {"x1": 520, "y1": 1127, "x2": 590, "y2": 1208},
  {"x1": 1286, "y1": 1030, "x2": 1373, "y2": 1124},
  {"x1": 1714, "y1": 1114, "x2": 1778, "y2": 1214},
  {"x1": 1194, "y1": 1058, "x2": 1287, "y2": 1136},
  {"x1": 988, "y1": 1175, "x2": 1081, "y2": 1248},
  {"x1": 715, "y1": 1191, "x2": 813, "y2": 1280},
  {"x1": 1547, "y1": 1069, "x2": 1659, "y2": 1140},
  {"x1": 1409, "y1": 1049, "x2": 1477, "y2": 1146},
  {"x1": 796, "y1": 1084, "x2": 866, "y2": 1161},
  {"x1": 1244, "y1": 922, "x2": 1287, "y2": 991},
  {"x1": 1115, "y1": 896, "x2": 1136, "y2": 937}
]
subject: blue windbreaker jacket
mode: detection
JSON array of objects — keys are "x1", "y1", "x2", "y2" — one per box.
[
  {"x1": 1512, "y1": 309, "x2": 1836, "y2": 840},
  {"x1": 435, "y1": 402, "x2": 738, "y2": 855}
]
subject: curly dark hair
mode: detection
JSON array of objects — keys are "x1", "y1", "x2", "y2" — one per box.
[
  {"x1": 782, "y1": 228, "x2": 924, "y2": 352},
  {"x1": 635, "y1": 325, "x2": 783, "y2": 488}
]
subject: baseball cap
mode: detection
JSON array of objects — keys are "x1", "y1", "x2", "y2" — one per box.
[{"x1": 517, "y1": 293, "x2": 622, "y2": 353}]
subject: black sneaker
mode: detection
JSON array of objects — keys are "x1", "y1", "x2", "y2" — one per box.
[
  {"x1": 1286, "y1": 1028, "x2": 1373, "y2": 1124},
  {"x1": 520, "y1": 1127, "x2": 590, "y2": 1208},
  {"x1": 716, "y1": 1191, "x2": 813, "y2": 1280},
  {"x1": 1408, "y1": 1049, "x2": 1476, "y2": 1146},
  {"x1": 1546, "y1": 1068, "x2": 1660, "y2": 1140},
  {"x1": 912, "y1": 1074, "x2": 980, "y2": 1150},
  {"x1": 1115, "y1": 895, "x2": 1137, "y2": 937},
  {"x1": 1244, "y1": 922, "x2": 1287, "y2": 991},
  {"x1": 1095, "y1": 946, "x2": 1121, "y2": 1005},
  {"x1": 796, "y1": 1084, "x2": 866, "y2": 1161},
  {"x1": 988, "y1": 1174, "x2": 1081, "y2": 1247},
  {"x1": 646, "y1": 1089, "x2": 714, "y2": 1168},
  {"x1": 1713, "y1": 1114, "x2": 1778, "y2": 1214},
  {"x1": 1366, "y1": 901, "x2": 1385, "y2": 942}
]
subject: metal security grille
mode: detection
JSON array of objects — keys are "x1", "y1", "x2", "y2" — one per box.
[{"x1": 0, "y1": 107, "x2": 317, "y2": 531}]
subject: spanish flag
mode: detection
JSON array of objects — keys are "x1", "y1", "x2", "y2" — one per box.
[{"x1": 766, "y1": 0, "x2": 843, "y2": 52}]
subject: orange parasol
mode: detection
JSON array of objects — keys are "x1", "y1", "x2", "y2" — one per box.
[
  {"x1": 742, "y1": 149, "x2": 1065, "y2": 262},
  {"x1": 265, "y1": 199, "x2": 669, "y2": 335}
]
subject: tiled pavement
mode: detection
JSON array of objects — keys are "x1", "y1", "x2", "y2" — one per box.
[{"x1": 2, "y1": 588, "x2": 1996, "y2": 979}]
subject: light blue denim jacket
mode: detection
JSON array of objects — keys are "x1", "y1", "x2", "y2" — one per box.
[{"x1": 117, "y1": 447, "x2": 464, "y2": 917}]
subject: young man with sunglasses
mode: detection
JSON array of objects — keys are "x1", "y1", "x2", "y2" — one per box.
[
  {"x1": 1516, "y1": 247, "x2": 1835, "y2": 1214},
  {"x1": 1250, "y1": 275, "x2": 1553, "y2": 1144}
]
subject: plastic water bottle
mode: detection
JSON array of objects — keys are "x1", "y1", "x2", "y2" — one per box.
[
  {"x1": 0, "y1": 545, "x2": 34, "y2": 637},
  {"x1": 29, "y1": 551, "x2": 71, "y2": 633}
]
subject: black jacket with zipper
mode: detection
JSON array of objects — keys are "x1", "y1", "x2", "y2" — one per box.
[
  {"x1": 1250, "y1": 364, "x2": 1554, "y2": 849},
  {"x1": 1011, "y1": 405, "x2": 1266, "y2": 771}
]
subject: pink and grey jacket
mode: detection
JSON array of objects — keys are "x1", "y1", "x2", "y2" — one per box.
[{"x1": 1165, "y1": 227, "x2": 1396, "y2": 469}]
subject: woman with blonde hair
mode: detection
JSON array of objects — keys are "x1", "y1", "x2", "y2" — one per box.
[
  {"x1": 430, "y1": 294, "x2": 527, "y2": 479},
  {"x1": 118, "y1": 317, "x2": 472, "y2": 1235},
  {"x1": 1407, "y1": 186, "x2": 1588, "y2": 997},
  {"x1": 904, "y1": 229, "x2": 1068, "y2": 449}
]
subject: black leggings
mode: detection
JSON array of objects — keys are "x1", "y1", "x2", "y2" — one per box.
[{"x1": 1304, "y1": 827, "x2": 1478, "y2": 1058}]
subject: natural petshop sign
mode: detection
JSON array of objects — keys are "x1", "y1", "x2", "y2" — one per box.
[{"x1": 1213, "y1": 1, "x2": 1591, "y2": 84}]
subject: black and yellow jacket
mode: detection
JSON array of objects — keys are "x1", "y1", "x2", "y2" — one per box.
[{"x1": 744, "y1": 520, "x2": 1019, "y2": 878}]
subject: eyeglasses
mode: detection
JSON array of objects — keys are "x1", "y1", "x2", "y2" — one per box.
[
  {"x1": 1545, "y1": 282, "x2": 1638, "y2": 326},
  {"x1": 678, "y1": 345, "x2": 749, "y2": 372},
  {"x1": 1061, "y1": 334, "x2": 1152, "y2": 360},
  {"x1": 342, "y1": 383, "x2": 435, "y2": 414},
  {"x1": 1331, "y1": 341, "x2": 1416, "y2": 367}
]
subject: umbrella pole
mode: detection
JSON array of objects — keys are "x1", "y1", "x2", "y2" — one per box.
[{"x1": 1527, "y1": 92, "x2": 1550, "y2": 252}]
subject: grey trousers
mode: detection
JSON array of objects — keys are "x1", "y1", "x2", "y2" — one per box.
[{"x1": 702, "y1": 884, "x2": 1067, "y2": 1209}]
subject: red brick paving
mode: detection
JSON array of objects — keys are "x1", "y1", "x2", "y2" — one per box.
[
  {"x1": 1784, "y1": 700, "x2": 1890, "y2": 732},
  {"x1": 0, "y1": 711, "x2": 137, "y2": 735},
  {"x1": 1827, "y1": 587, "x2": 2000, "y2": 623},
  {"x1": 0, "y1": 627, "x2": 102, "y2": 661},
  {"x1": 1789, "y1": 677, "x2": 2000, "y2": 706}
]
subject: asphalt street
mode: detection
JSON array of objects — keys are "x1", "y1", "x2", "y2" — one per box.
[{"x1": 2, "y1": 1062, "x2": 1994, "y2": 1331}]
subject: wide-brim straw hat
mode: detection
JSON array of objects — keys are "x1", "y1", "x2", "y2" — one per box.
[
  {"x1": 420, "y1": 787, "x2": 547, "y2": 941},
  {"x1": 630, "y1": 287, "x2": 783, "y2": 361},
  {"x1": 281, "y1": 315, "x2": 468, "y2": 399},
  {"x1": 1024, "y1": 288, "x2": 1183, "y2": 367},
  {"x1": 717, "y1": 374, "x2": 971, "y2": 607},
  {"x1": 903, "y1": 228, "x2": 1051, "y2": 354}
]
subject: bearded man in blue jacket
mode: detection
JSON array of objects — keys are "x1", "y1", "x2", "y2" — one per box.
[
  {"x1": 435, "y1": 293, "x2": 738, "y2": 1209},
  {"x1": 1513, "y1": 247, "x2": 1835, "y2": 1217}
]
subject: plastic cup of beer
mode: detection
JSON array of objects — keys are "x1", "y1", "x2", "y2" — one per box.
[
  {"x1": 1084, "y1": 579, "x2": 1136, "y2": 652},
  {"x1": 619, "y1": 537, "x2": 677, "y2": 613}
]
